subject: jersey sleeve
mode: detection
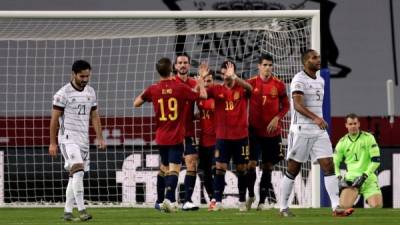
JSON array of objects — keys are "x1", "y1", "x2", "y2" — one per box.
[
  {"x1": 91, "y1": 88, "x2": 98, "y2": 111},
  {"x1": 364, "y1": 134, "x2": 381, "y2": 177},
  {"x1": 290, "y1": 76, "x2": 305, "y2": 94},
  {"x1": 333, "y1": 139, "x2": 345, "y2": 176},
  {"x1": 181, "y1": 84, "x2": 200, "y2": 101},
  {"x1": 52, "y1": 89, "x2": 67, "y2": 111},
  {"x1": 141, "y1": 86, "x2": 153, "y2": 102}
]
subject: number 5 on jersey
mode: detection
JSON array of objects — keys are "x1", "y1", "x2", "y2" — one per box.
[{"x1": 158, "y1": 97, "x2": 178, "y2": 121}]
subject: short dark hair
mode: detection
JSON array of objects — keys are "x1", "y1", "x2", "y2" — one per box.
[
  {"x1": 220, "y1": 60, "x2": 236, "y2": 70},
  {"x1": 345, "y1": 113, "x2": 359, "y2": 120},
  {"x1": 258, "y1": 53, "x2": 273, "y2": 64},
  {"x1": 301, "y1": 49, "x2": 316, "y2": 65},
  {"x1": 175, "y1": 52, "x2": 191, "y2": 64},
  {"x1": 72, "y1": 60, "x2": 91, "y2": 74},
  {"x1": 156, "y1": 57, "x2": 172, "y2": 77}
]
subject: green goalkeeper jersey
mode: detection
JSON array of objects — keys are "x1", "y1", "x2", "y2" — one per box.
[{"x1": 333, "y1": 131, "x2": 380, "y2": 182}]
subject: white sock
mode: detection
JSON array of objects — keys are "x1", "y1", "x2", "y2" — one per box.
[
  {"x1": 72, "y1": 171, "x2": 85, "y2": 211},
  {"x1": 64, "y1": 177, "x2": 75, "y2": 213},
  {"x1": 279, "y1": 175, "x2": 294, "y2": 211},
  {"x1": 324, "y1": 175, "x2": 340, "y2": 210}
]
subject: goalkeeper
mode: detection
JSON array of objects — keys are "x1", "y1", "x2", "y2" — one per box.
[{"x1": 333, "y1": 113, "x2": 383, "y2": 209}]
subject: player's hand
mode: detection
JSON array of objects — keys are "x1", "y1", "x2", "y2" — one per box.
[
  {"x1": 198, "y1": 62, "x2": 210, "y2": 78},
  {"x1": 97, "y1": 139, "x2": 107, "y2": 150},
  {"x1": 313, "y1": 117, "x2": 328, "y2": 129},
  {"x1": 195, "y1": 75, "x2": 205, "y2": 87},
  {"x1": 267, "y1": 116, "x2": 279, "y2": 134},
  {"x1": 352, "y1": 173, "x2": 368, "y2": 189},
  {"x1": 224, "y1": 62, "x2": 237, "y2": 81},
  {"x1": 49, "y1": 144, "x2": 58, "y2": 158}
]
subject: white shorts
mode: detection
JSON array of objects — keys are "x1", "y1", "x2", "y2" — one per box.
[
  {"x1": 59, "y1": 143, "x2": 90, "y2": 172},
  {"x1": 286, "y1": 131, "x2": 333, "y2": 163}
]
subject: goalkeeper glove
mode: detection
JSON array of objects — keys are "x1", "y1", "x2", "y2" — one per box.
[
  {"x1": 338, "y1": 175, "x2": 350, "y2": 192},
  {"x1": 352, "y1": 173, "x2": 368, "y2": 189}
]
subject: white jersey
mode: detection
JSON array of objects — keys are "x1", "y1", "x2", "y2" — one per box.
[
  {"x1": 289, "y1": 70, "x2": 325, "y2": 135},
  {"x1": 52, "y1": 82, "x2": 97, "y2": 148}
]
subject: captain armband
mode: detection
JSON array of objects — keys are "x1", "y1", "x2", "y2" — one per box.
[{"x1": 371, "y1": 156, "x2": 380, "y2": 163}]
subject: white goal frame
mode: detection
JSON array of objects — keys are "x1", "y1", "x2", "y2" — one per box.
[{"x1": 0, "y1": 10, "x2": 321, "y2": 208}]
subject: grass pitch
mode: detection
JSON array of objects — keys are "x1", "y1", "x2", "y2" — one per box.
[{"x1": 1, "y1": 207, "x2": 399, "y2": 225}]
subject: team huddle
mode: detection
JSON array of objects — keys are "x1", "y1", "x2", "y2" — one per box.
[{"x1": 49, "y1": 49, "x2": 383, "y2": 221}]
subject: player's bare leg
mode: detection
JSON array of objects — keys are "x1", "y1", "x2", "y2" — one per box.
[
  {"x1": 340, "y1": 187, "x2": 358, "y2": 209},
  {"x1": 367, "y1": 193, "x2": 383, "y2": 208},
  {"x1": 279, "y1": 159, "x2": 301, "y2": 217},
  {"x1": 183, "y1": 153, "x2": 199, "y2": 211}
]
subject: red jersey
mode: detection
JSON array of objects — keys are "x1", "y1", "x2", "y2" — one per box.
[
  {"x1": 141, "y1": 79, "x2": 200, "y2": 145},
  {"x1": 207, "y1": 83, "x2": 249, "y2": 140},
  {"x1": 174, "y1": 75, "x2": 197, "y2": 137},
  {"x1": 248, "y1": 75, "x2": 289, "y2": 137},
  {"x1": 197, "y1": 98, "x2": 216, "y2": 147}
]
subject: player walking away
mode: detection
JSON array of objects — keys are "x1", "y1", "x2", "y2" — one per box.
[
  {"x1": 49, "y1": 60, "x2": 106, "y2": 221},
  {"x1": 134, "y1": 57, "x2": 207, "y2": 213},
  {"x1": 197, "y1": 63, "x2": 216, "y2": 202},
  {"x1": 334, "y1": 113, "x2": 382, "y2": 211},
  {"x1": 246, "y1": 53, "x2": 289, "y2": 211},
  {"x1": 279, "y1": 50, "x2": 353, "y2": 217},
  {"x1": 207, "y1": 61, "x2": 253, "y2": 212},
  {"x1": 173, "y1": 53, "x2": 200, "y2": 211}
]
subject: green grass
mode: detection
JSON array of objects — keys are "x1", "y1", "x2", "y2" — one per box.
[{"x1": 1, "y1": 208, "x2": 400, "y2": 225}]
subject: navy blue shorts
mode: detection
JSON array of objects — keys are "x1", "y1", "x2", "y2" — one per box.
[
  {"x1": 159, "y1": 144, "x2": 184, "y2": 166},
  {"x1": 249, "y1": 130, "x2": 283, "y2": 165},
  {"x1": 215, "y1": 138, "x2": 248, "y2": 164},
  {"x1": 184, "y1": 137, "x2": 198, "y2": 155}
]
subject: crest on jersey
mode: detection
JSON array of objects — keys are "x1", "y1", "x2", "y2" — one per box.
[
  {"x1": 294, "y1": 83, "x2": 302, "y2": 89},
  {"x1": 218, "y1": 94, "x2": 224, "y2": 98},
  {"x1": 233, "y1": 91, "x2": 240, "y2": 100},
  {"x1": 88, "y1": 97, "x2": 90, "y2": 101},
  {"x1": 72, "y1": 98, "x2": 76, "y2": 102},
  {"x1": 253, "y1": 88, "x2": 259, "y2": 93},
  {"x1": 270, "y1": 87, "x2": 278, "y2": 96}
]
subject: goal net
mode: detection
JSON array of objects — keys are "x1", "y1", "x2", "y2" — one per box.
[{"x1": 0, "y1": 10, "x2": 320, "y2": 207}]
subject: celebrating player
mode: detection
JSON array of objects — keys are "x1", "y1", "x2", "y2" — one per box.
[
  {"x1": 134, "y1": 57, "x2": 206, "y2": 213},
  {"x1": 334, "y1": 113, "x2": 382, "y2": 210},
  {"x1": 49, "y1": 60, "x2": 106, "y2": 221},
  {"x1": 246, "y1": 53, "x2": 289, "y2": 210},
  {"x1": 207, "y1": 60, "x2": 253, "y2": 212},
  {"x1": 197, "y1": 63, "x2": 216, "y2": 202},
  {"x1": 279, "y1": 50, "x2": 353, "y2": 217},
  {"x1": 173, "y1": 53, "x2": 200, "y2": 210}
]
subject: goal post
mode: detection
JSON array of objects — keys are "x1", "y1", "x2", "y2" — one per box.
[{"x1": 0, "y1": 10, "x2": 321, "y2": 207}]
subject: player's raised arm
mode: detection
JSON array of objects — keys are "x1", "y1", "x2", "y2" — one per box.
[
  {"x1": 90, "y1": 109, "x2": 106, "y2": 150},
  {"x1": 195, "y1": 76, "x2": 207, "y2": 99},
  {"x1": 225, "y1": 62, "x2": 253, "y2": 93},
  {"x1": 49, "y1": 109, "x2": 63, "y2": 157}
]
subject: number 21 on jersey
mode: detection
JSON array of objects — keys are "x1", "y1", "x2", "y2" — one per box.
[{"x1": 158, "y1": 97, "x2": 178, "y2": 121}]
